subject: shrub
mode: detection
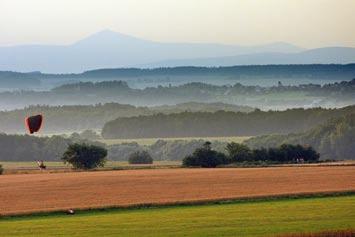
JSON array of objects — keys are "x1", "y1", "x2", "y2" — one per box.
[
  {"x1": 128, "y1": 151, "x2": 153, "y2": 164},
  {"x1": 183, "y1": 142, "x2": 229, "y2": 168},
  {"x1": 0, "y1": 164, "x2": 3, "y2": 175},
  {"x1": 62, "y1": 143, "x2": 107, "y2": 169}
]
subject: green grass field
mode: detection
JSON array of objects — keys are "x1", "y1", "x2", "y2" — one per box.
[
  {"x1": 99, "y1": 136, "x2": 251, "y2": 145},
  {"x1": 1, "y1": 195, "x2": 354, "y2": 237}
]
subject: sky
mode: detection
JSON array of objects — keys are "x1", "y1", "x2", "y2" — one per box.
[{"x1": 1, "y1": 0, "x2": 355, "y2": 48}]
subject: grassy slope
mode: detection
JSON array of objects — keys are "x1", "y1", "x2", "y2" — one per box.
[{"x1": 0, "y1": 196, "x2": 354, "y2": 237}]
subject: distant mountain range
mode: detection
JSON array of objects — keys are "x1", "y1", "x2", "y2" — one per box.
[
  {"x1": 0, "y1": 30, "x2": 354, "y2": 73},
  {"x1": 145, "y1": 47, "x2": 355, "y2": 68}
]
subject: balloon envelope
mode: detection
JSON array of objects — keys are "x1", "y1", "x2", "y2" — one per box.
[{"x1": 25, "y1": 114, "x2": 43, "y2": 134}]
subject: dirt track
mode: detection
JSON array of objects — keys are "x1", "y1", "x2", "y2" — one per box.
[{"x1": 0, "y1": 166, "x2": 354, "y2": 215}]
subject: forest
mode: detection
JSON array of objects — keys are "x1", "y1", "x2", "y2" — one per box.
[{"x1": 102, "y1": 105, "x2": 355, "y2": 139}]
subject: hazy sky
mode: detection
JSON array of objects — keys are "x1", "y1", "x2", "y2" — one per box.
[{"x1": 1, "y1": 0, "x2": 355, "y2": 48}]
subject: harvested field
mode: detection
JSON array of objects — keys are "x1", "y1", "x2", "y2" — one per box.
[{"x1": 0, "y1": 166, "x2": 354, "y2": 216}]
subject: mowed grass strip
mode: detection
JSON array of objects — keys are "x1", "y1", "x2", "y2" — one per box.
[
  {"x1": 0, "y1": 196, "x2": 354, "y2": 237},
  {"x1": 1, "y1": 167, "x2": 354, "y2": 215}
]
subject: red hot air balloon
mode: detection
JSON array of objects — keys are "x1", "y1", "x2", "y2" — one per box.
[{"x1": 25, "y1": 114, "x2": 43, "y2": 134}]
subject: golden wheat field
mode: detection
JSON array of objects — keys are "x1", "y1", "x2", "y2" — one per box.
[{"x1": 0, "y1": 166, "x2": 354, "y2": 216}]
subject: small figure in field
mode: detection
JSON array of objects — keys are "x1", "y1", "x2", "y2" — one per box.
[
  {"x1": 37, "y1": 160, "x2": 46, "y2": 170},
  {"x1": 66, "y1": 209, "x2": 75, "y2": 215}
]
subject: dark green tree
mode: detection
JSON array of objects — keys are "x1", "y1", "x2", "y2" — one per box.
[
  {"x1": 183, "y1": 142, "x2": 228, "y2": 168},
  {"x1": 62, "y1": 143, "x2": 107, "y2": 169}
]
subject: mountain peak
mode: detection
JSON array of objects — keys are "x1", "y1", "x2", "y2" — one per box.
[{"x1": 73, "y1": 30, "x2": 145, "y2": 46}]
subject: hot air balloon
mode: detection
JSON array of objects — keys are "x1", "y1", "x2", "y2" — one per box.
[{"x1": 25, "y1": 114, "x2": 43, "y2": 134}]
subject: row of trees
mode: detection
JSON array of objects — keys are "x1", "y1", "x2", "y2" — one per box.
[
  {"x1": 58, "y1": 141, "x2": 320, "y2": 170},
  {"x1": 63, "y1": 141, "x2": 320, "y2": 169},
  {"x1": 183, "y1": 142, "x2": 320, "y2": 168}
]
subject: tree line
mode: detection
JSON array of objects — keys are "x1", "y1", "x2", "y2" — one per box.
[
  {"x1": 2, "y1": 64, "x2": 355, "y2": 79},
  {"x1": 183, "y1": 142, "x2": 319, "y2": 168}
]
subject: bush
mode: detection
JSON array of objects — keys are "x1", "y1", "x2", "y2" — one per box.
[
  {"x1": 128, "y1": 151, "x2": 153, "y2": 164},
  {"x1": 0, "y1": 164, "x2": 3, "y2": 175},
  {"x1": 183, "y1": 142, "x2": 229, "y2": 168},
  {"x1": 62, "y1": 143, "x2": 107, "y2": 169}
]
